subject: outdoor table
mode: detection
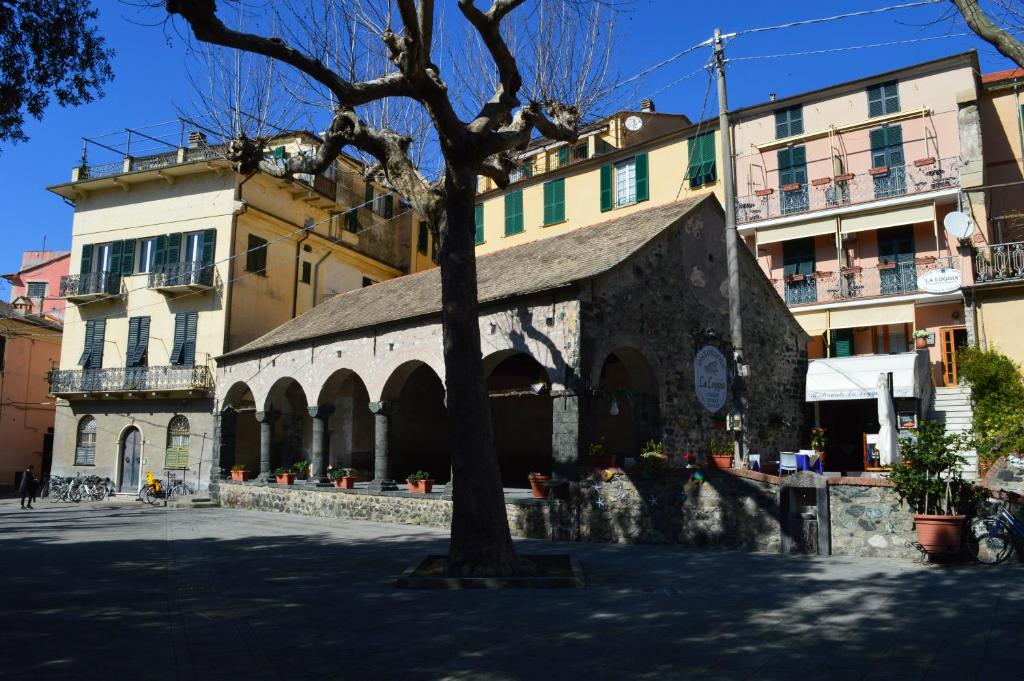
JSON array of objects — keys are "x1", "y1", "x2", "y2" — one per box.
[{"x1": 796, "y1": 450, "x2": 823, "y2": 474}]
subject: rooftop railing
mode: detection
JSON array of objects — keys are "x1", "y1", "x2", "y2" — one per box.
[
  {"x1": 736, "y1": 156, "x2": 961, "y2": 225},
  {"x1": 49, "y1": 365, "x2": 214, "y2": 396},
  {"x1": 975, "y1": 241, "x2": 1024, "y2": 283},
  {"x1": 773, "y1": 255, "x2": 960, "y2": 307}
]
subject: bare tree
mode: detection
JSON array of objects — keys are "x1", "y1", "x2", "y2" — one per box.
[
  {"x1": 162, "y1": 0, "x2": 613, "y2": 576},
  {"x1": 951, "y1": 0, "x2": 1024, "y2": 68}
]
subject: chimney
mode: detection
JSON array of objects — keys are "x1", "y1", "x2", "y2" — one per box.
[
  {"x1": 640, "y1": 98, "x2": 655, "y2": 113},
  {"x1": 188, "y1": 131, "x2": 208, "y2": 148},
  {"x1": 769, "y1": 92, "x2": 777, "y2": 102}
]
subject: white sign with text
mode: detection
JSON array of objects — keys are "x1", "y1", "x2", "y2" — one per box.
[
  {"x1": 919, "y1": 267, "x2": 962, "y2": 294},
  {"x1": 694, "y1": 345, "x2": 728, "y2": 413}
]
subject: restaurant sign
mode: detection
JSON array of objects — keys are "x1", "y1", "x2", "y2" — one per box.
[
  {"x1": 694, "y1": 345, "x2": 728, "y2": 413},
  {"x1": 919, "y1": 267, "x2": 961, "y2": 294}
]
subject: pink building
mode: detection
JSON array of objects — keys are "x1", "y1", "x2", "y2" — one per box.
[{"x1": 2, "y1": 250, "x2": 71, "y2": 321}]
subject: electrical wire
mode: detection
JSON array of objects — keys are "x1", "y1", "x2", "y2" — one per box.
[
  {"x1": 730, "y1": 31, "x2": 990, "y2": 62},
  {"x1": 731, "y1": 0, "x2": 944, "y2": 37}
]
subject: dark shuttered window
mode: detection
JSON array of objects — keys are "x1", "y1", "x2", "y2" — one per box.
[
  {"x1": 775, "y1": 105, "x2": 804, "y2": 139},
  {"x1": 504, "y1": 191, "x2": 524, "y2": 236},
  {"x1": 245, "y1": 234, "x2": 268, "y2": 275},
  {"x1": 474, "y1": 205, "x2": 485, "y2": 245},
  {"x1": 543, "y1": 179, "x2": 565, "y2": 226},
  {"x1": 868, "y1": 80, "x2": 900, "y2": 118},
  {"x1": 126, "y1": 317, "x2": 150, "y2": 368},
  {"x1": 79, "y1": 319, "x2": 105, "y2": 369},
  {"x1": 171, "y1": 312, "x2": 198, "y2": 366}
]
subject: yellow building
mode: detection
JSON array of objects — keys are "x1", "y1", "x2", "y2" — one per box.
[
  {"x1": 46, "y1": 123, "x2": 413, "y2": 492},
  {"x1": 473, "y1": 102, "x2": 723, "y2": 252}
]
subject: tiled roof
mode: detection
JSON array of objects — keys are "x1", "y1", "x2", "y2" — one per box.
[
  {"x1": 982, "y1": 68, "x2": 1024, "y2": 84},
  {"x1": 222, "y1": 194, "x2": 714, "y2": 359}
]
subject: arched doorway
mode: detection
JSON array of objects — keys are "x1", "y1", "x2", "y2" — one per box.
[
  {"x1": 381, "y1": 361, "x2": 449, "y2": 484},
  {"x1": 119, "y1": 426, "x2": 143, "y2": 492},
  {"x1": 485, "y1": 352, "x2": 553, "y2": 488},
  {"x1": 593, "y1": 347, "x2": 660, "y2": 464},
  {"x1": 264, "y1": 378, "x2": 311, "y2": 472},
  {"x1": 221, "y1": 382, "x2": 260, "y2": 474},
  {"x1": 317, "y1": 369, "x2": 373, "y2": 474}
]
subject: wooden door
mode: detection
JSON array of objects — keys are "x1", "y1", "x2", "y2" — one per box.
[
  {"x1": 120, "y1": 428, "x2": 142, "y2": 492},
  {"x1": 940, "y1": 327, "x2": 968, "y2": 387}
]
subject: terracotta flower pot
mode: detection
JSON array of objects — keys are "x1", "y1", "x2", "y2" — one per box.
[
  {"x1": 333, "y1": 477, "x2": 355, "y2": 489},
  {"x1": 915, "y1": 336, "x2": 929, "y2": 349},
  {"x1": 710, "y1": 454, "x2": 733, "y2": 469},
  {"x1": 913, "y1": 514, "x2": 965, "y2": 554},
  {"x1": 407, "y1": 479, "x2": 434, "y2": 494},
  {"x1": 276, "y1": 473, "x2": 295, "y2": 485},
  {"x1": 869, "y1": 166, "x2": 889, "y2": 176},
  {"x1": 528, "y1": 475, "x2": 551, "y2": 499},
  {"x1": 834, "y1": 173, "x2": 855, "y2": 182},
  {"x1": 230, "y1": 470, "x2": 251, "y2": 482}
]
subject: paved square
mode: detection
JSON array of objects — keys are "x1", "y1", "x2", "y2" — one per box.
[{"x1": 2, "y1": 498, "x2": 1021, "y2": 680}]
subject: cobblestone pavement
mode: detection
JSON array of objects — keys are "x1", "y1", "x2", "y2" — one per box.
[{"x1": 2, "y1": 497, "x2": 1022, "y2": 681}]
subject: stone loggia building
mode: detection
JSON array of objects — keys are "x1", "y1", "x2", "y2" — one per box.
[{"x1": 213, "y1": 195, "x2": 808, "y2": 490}]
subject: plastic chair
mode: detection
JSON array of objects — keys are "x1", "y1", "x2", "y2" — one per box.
[
  {"x1": 748, "y1": 454, "x2": 761, "y2": 472},
  {"x1": 779, "y1": 452, "x2": 798, "y2": 476}
]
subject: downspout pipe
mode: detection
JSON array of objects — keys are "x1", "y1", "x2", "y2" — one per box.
[
  {"x1": 292, "y1": 228, "x2": 312, "y2": 318},
  {"x1": 310, "y1": 250, "x2": 332, "y2": 309},
  {"x1": 223, "y1": 172, "x2": 257, "y2": 356}
]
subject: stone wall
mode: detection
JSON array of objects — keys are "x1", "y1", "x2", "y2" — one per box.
[{"x1": 828, "y1": 479, "x2": 918, "y2": 560}]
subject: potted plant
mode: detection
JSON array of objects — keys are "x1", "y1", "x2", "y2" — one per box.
[
  {"x1": 888, "y1": 420, "x2": 975, "y2": 555},
  {"x1": 274, "y1": 467, "x2": 295, "y2": 485},
  {"x1": 709, "y1": 431, "x2": 734, "y2": 469},
  {"x1": 406, "y1": 470, "x2": 434, "y2": 494},
  {"x1": 588, "y1": 438, "x2": 615, "y2": 468},
  {"x1": 328, "y1": 467, "x2": 356, "y2": 489},
  {"x1": 230, "y1": 463, "x2": 252, "y2": 482},
  {"x1": 291, "y1": 459, "x2": 310, "y2": 481},
  {"x1": 913, "y1": 329, "x2": 930, "y2": 349},
  {"x1": 810, "y1": 427, "x2": 828, "y2": 457},
  {"x1": 639, "y1": 440, "x2": 669, "y2": 478},
  {"x1": 527, "y1": 471, "x2": 551, "y2": 499}
]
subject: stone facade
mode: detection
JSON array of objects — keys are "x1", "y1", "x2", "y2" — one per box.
[{"x1": 828, "y1": 479, "x2": 918, "y2": 560}]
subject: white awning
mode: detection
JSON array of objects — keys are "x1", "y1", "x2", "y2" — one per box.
[{"x1": 806, "y1": 352, "x2": 923, "y2": 402}]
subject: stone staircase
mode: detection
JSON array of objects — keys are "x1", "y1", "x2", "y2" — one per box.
[{"x1": 928, "y1": 384, "x2": 978, "y2": 479}]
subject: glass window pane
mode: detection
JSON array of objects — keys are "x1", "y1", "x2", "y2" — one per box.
[{"x1": 615, "y1": 158, "x2": 636, "y2": 207}]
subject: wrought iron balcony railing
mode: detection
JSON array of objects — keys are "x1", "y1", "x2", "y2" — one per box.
[
  {"x1": 59, "y1": 271, "x2": 121, "y2": 298},
  {"x1": 148, "y1": 261, "x2": 215, "y2": 290},
  {"x1": 736, "y1": 156, "x2": 961, "y2": 225},
  {"x1": 49, "y1": 365, "x2": 214, "y2": 395},
  {"x1": 774, "y1": 256, "x2": 959, "y2": 307},
  {"x1": 975, "y1": 241, "x2": 1024, "y2": 283}
]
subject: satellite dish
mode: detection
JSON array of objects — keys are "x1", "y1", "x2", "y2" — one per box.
[{"x1": 943, "y1": 211, "x2": 974, "y2": 241}]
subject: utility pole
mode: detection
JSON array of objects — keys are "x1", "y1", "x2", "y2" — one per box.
[{"x1": 713, "y1": 28, "x2": 748, "y2": 466}]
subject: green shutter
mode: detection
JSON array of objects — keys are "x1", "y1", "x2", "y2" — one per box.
[
  {"x1": 171, "y1": 313, "x2": 186, "y2": 365},
  {"x1": 635, "y1": 152, "x2": 649, "y2": 202},
  {"x1": 345, "y1": 210, "x2": 360, "y2": 234},
  {"x1": 783, "y1": 238, "x2": 816, "y2": 277},
  {"x1": 868, "y1": 80, "x2": 899, "y2": 117},
  {"x1": 383, "y1": 194, "x2": 394, "y2": 219},
  {"x1": 365, "y1": 184, "x2": 374, "y2": 206},
  {"x1": 79, "y1": 320, "x2": 95, "y2": 367},
  {"x1": 166, "y1": 233, "x2": 181, "y2": 264},
  {"x1": 868, "y1": 84, "x2": 884, "y2": 118},
  {"x1": 184, "y1": 312, "x2": 198, "y2": 366},
  {"x1": 154, "y1": 235, "x2": 167, "y2": 268},
  {"x1": 120, "y1": 239, "x2": 135, "y2": 275},
  {"x1": 557, "y1": 147, "x2": 569, "y2": 166},
  {"x1": 504, "y1": 191, "x2": 524, "y2": 236},
  {"x1": 201, "y1": 229, "x2": 216, "y2": 266},
  {"x1": 474, "y1": 204, "x2": 485, "y2": 244},
  {"x1": 90, "y1": 320, "x2": 105, "y2": 369},
  {"x1": 543, "y1": 179, "x2": 565, "y2": 225},
  {"x1": 417, "y1": 222, "x2": 429, "y2": 254},
  {"x1": 79, "y1": 244, "x2": 94, "y2": 275},
  {"x1": 688, "y1": 133, "x2": 716, "y2": 187},
  {"x1": 273, "y1": 146, "x2": 286, "y2": 160},
  {"x1": 127, "y1": 318, "x2": 140, "y2": 366},
  {"x1": 832, "y1": 330, "x2": 853, "y2": 358},
  {"x1": 599, "y1": 164, "x2": 613, "y2": 212},
  {"x1": 109, "y1": 240, "x2": 123, "y2": 275}
]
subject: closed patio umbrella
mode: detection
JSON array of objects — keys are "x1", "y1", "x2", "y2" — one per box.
[{"x1": 877, "y1": 373, "x2": 900, "y2": 466}]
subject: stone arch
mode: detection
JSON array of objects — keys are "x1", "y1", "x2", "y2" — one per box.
[
  {"x1": 484, "y1": 350, "x2": 554, "y2": 488},
  {"x1": 264, "y1": 377, "x2": 312, "y2": 472},
  {"x1": 219, "y1": 381, "x2": 260, "y2": 475},
  {"x1": 316, "y1": 368, "x2": 374, "y2": 473},
  {"x1": 380, "y1": 360, "x2": 449, "y2": 484},
  {"x1": 592, "y1": 346, "x2": 662, "y2": 464}
]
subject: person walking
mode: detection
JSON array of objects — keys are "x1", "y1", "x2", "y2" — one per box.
[{"x1": 19, "y1": 465, "x2": 35, "y2": 509}]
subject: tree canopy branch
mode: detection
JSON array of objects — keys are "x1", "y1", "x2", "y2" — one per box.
[{"x1": 952, "y1": 0, "x2": 1024, "y2": 68}]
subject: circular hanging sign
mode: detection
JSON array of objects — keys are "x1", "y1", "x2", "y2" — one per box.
[
  {"x1": 919, "y1": 267, "x2": 962, "y2": 294},
  {"x1": 694, "y1": 345, "x2": 728, "y2": 413}
]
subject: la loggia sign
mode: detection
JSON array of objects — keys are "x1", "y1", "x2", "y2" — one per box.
[
  {"x1": 694, "y1": 345, "x2": 727, "y2": 414},
  {"x1": 919, "y1": 268, "x2": 961, "y2": 294}
]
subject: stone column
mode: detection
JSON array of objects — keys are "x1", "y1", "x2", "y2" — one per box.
[
  {"x1": 367, "y1": 400, "x2": 397, "y2": 492},
  {"x1": 552, "y1": 390, "x2": 587, "y2": 480},
  {"x1": 255, "y1": 410, "x2": 277, "y2": 482},
  {"x1": 308, "y1": 405, "x2": 334, "y2": 485}
]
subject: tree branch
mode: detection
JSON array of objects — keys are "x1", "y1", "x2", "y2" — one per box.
[
  {"x1": 952, "y1": 0, "x2": 1024, "y2": 68},
  {"x1": 459, "y1": 0, "x2": 528, "y2": 134},
  {"x1": 478, "y1": 99, "x2": 580, "y2": 158}
]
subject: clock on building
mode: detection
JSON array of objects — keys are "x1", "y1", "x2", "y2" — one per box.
[{"x1": 624, "y1": 115, "x2": 643, "y2": 131}]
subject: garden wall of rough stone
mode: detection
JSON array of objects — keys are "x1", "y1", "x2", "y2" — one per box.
[{"x1": 218, "y1": 469, "x2": 931, "y2": 560}]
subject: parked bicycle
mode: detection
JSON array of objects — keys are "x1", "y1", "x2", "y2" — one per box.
[
  {"x1": 966, "y1": 491, "x2": 1024, "y2": 565},
  {"x1": 44, "y1": 475, "x2": 116, "y2": 503},
  {"x1": 138, "y1": 471, "x2": 194, "y2": 505}
]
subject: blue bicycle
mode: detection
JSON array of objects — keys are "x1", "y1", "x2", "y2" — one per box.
[{"x1": 966, "y1": 494, "x2": 1024, "y2": 565}]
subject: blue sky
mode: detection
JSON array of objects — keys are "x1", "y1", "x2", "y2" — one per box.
[{"x1": 0, "y1": 0, "x2": 1016, "y2": 291}]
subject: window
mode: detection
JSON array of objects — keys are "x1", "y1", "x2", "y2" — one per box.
[
  {"x1": 170, "y1": 312, "x2": 198, "y2": 366},
  {"x1": 778, "y1": 146, "x2": 809, "y2": 214},
  {"x1": 572, "y1": 141, "x2": 589, "y2": 163},
  {"x1": 165, "y1": 415, "x2": 190, "y2": 469},
  {"x1": 26, "y1": 282, "x2": 46, "y2": 298},
  {"x1": 474, "y1": 204, "x2": 485, "y2": 245},
  {"x1": 600, "y1": 152, "x2": 649, "y2": 212},
  {"x1": 870, "y1": 125, "x2": 906, "y2": 199},
  {"x1": 75, "y1": 416, "x2": 97, "y2": 465},
  {"x1": 345, "y1": 210, "x2": 360, "y2": 234},
  {"x1": 782, "y1": 237, "x2": 817, "y2": 305},
  {"x1": 687, "y1": 132, "x2": 716, "y2": 188},
  {"x1": 556, "y1": 147, "x2": 569, "y2": 167},
  {"x1": 184, "y1": 232, "x2": 203, "y2": 263},
  {"x1": 775, "y1": 105, "x2": 804, "y2": 139},
  {"x1": 245, "y1": 234, "x2": 268, "y2": 275},
  {"x1": 417, "y1": 221, "x2": 429, "y2": 255},
  {"x1": 868, "y1": 80, "x2": 900, "y2": 118},
  {"x1": 509, "y1": 162, "x2": 533, "y2": 183},
  {"x1": 301, "y1": 261, "x2": 311, "y2": 284},
  {"x1": 365, "y1": 185, "x2": 393, "y2": 217},
  {"x1": 95, "y1": 243, "x2": 113, "y2": 273},
  {"x1": 137, "y1": 238, "x2": 158, "y2": 273},
  {"x1": 614, "y1": 157, "x2": 636, "y2": 206},
  {"x1": 78, "y1": 319, "x2": 105, "y2": 369},
  {"x1": 504, "y1": 191, "x2": 524, "y2": 236},
  {"x1": 830, "y1": 329, "x2": 854, "y2": 358},
  {"x1": 126, "y1": 317, "x2": 150, "y2": 368},
  {"x1": 543, "y1": 179, "x2": 565, "y2": 225}
]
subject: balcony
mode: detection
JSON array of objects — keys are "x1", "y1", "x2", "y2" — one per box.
[
  {"x1": 975, "y1": 242, "x2": 1024, "y2": 284},
  {"x1": 774, "y1": 256, "x2": 960, "y2": 307},
  {"x1": 736, "y1": 157, "x2": 960, "y2": 225},
  {"x1": 148, "y1": 261, "x2": 216, "y2": 293},
  {"x1": 59, "y1": 272, "x2": 121, "y2": 301},
  {"x1": 49, "y1": 365, "x2": 214, "y2": 396}
]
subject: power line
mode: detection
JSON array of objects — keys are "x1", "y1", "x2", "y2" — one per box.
[
  {"x1": 602, "y1": 38, "x2": 712, "y2": 95},
  {"x1": 731, "y1": 0, "x2": 944, "y2": 37},
  {"x1": 730, "y1": 31, "x2": 986, "y2": 62}
]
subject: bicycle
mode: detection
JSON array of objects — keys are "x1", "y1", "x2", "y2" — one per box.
[{"x1": 965, "y1": 492, "x2": 1024, "y2": 565}]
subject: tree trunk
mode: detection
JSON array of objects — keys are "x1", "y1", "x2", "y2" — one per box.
[{"x1": 439, "y1": 165, "x2": 520, "y2": 577}]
